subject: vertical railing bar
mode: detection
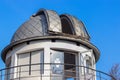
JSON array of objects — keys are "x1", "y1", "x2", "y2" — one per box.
[
  {"x1": 79, "y1": 65, "x2": 82, "y2": 80},
  {"x1": 1, "y1": 70, "x2": 2, "y2": 80},
  {"x1": 77, "y1": 66, "x2": 79, "y2": 80},
  {"x1": 79, "y1": 53, "x2": 82, "y2": 80},
  {"x1": 29, "y1": 52, "x2": 32, "y2": 75},
  {"x1": 19, "y1": 66, "x2": 21, "y2": 80},
  {"x1": 78, "y1": 66, "x2": 80, "y2": 80},
  {"x1": 41, "y1": 63, "x2": 42, "y2": 80},
  {"x1": 94, "y1": 70, "x2": 95, "y2": 80},
  {"x1": 50, "y1": 63, "x2": 51, "y2": 80},
  {"x1": 63, "y1": 63, "x2": 65, "y2": 80},
  {"x1": 7, "y1": 68, "x2": 8, "y2": 80},
  {"x1": 9, "y1": 68, "x2": 10, "y2": 80},
  {"x1": 84, "y1": 66, "x2": 86, "y2": 80},
  {"x1": 99, "y1": 72, "x2": 101, "y2": 80},
  {"x1": 40, "y1": 63, "x2": 41, "y2": 80}
]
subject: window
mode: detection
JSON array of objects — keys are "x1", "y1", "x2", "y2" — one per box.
[
  {"x1": 17, "y1": 50, "x2": 44, "y2": 77},
  {"x1": 86, "y1": 60, "x2": 92, "y2": 74},
  {"x1": 50, "y1": 50, "x2": 64, "y2": 80},
  {"x1": 31, "y1": 50, "x2": 44, "y2": 75},
  {"x1": 64, "y1": 52, "x2": 76, "y2": 70},
  {"x1": 17, "y1": 52, "x2": 30, "y2": 77},
  {"x1": 64, "y1": 52, "x2": 76, "y2": 80},
  {"x1": 50, "y1": 50, "x2": 77, "y2": 80},
  {"x1": 50, "y1": 50, "x2": 64, "y2": 74}
]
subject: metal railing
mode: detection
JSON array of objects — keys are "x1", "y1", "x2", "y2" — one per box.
[{"x1": 0, "y1": 63, "x2": 115, "y2": 80}]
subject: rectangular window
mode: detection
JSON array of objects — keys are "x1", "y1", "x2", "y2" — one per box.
[
  {"x1": 17, "y1": 50, "x2": 44, "y2": 77},
  {"x1": 17, "y1": 53, "x2": 30, "y2": 77},
  {"x1": 31, "y1": 50, "x2": 44, "y2": 75},
  {"x1": 50, "y1": 50, "x2": 64, "y2": 80},
  {"x1": 50, "y1": 50, "x2": 78, "y2": 80},
  {"x1": 64, "y1": 52, "x2": 76, "y2": 80}
]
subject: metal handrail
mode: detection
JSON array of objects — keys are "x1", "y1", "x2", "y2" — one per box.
[{"x1": 0, "y1": 63, "x2": 115, "y2": 80}]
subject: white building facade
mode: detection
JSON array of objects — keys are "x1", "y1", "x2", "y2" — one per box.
[{"x1": 1, "y1": 9, "x2": 113, "y2": 80}]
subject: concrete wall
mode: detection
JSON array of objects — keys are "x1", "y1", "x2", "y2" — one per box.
[{"x1": 5, "y1": 39, "x2": 96, "y2": 80}]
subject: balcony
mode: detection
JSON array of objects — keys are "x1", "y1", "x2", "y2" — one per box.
[{"x1": 0, "y1": 63, "x2": 115, "y2": 80}]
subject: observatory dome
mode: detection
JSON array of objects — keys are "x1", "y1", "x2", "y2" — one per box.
[
  {"x1": 11, "y1": 9, "x2": 90, "y2": 43},
  {"x1": 2, "y1": 9, "x2": 100, "y2": 62}
]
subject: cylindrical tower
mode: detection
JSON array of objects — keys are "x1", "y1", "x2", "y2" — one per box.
[{"x1": 1, "y1": 9, "x2": 100, "y2": 80}]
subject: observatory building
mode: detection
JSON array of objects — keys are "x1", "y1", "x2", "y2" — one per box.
[{"x1": 1, "y1": 9, "x2": 113, "y2": 80}]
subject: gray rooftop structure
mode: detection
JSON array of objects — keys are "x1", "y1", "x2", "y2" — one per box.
[
  {"x1": 11, "y1": 9, "x2": 90, "y2": 43},
  {"x1": 1, "y1": 9, "x2": 100, "y2": 62}
]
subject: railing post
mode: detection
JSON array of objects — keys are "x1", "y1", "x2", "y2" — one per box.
[
  {"x1": 6, "y1": 68, "x2": 8, "y2": 80},
  {"x1": 79, "y1": 66, "x2": 81, "y2": 80},
  {"x1": 0, "y1": 71, "x2": 2, "y2": 80},
  {"x1": 41, "y1": 63, "x2": 42, "y2": 80},
  {"x1": 63, "y1": 63, "x2": 64, "y2": 80},
  {"x1": 7, "y1": 68, "x2": 9, "y2": 80},
  {"x1": 99, "y1": 72, "x2": 101, "y2": 80},
  {"x1": 50, "y1": 63, "x2": 51, "y2": 80},
  {"x1": 19, "y1": 66, "x2": 21, "y2": 80},
  {"x1": 84, "y1": 67, "x2": 86, "y2": 80}
]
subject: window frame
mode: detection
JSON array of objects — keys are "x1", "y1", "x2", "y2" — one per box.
[
  {"x1": 50, "y1": 49, "x2": 79, "y2": 80},
  {"x1": 17, "y1": 49, "x2": 44, "y2": 76},
  {"x1": 85, "y1": 55, "x2": 92, "y2": 74}
]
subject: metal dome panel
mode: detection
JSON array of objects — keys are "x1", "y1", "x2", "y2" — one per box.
[
  {"x1": 46, "y1": 10, "x2": 62, "y2": 33},
  {"x1": 11, "y1": 14, "x2": 46, "y2": 43},
  {"x1": 35, "y1": 9, "x2": 62, "y2": 33}
]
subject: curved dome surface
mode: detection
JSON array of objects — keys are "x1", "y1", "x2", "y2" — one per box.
[
  {"x1": 1, "y1": 9, "x2": 100, "y2": 63},
  {"x1": 11, "y1": 9, "x2": 90, "y2": 43}
]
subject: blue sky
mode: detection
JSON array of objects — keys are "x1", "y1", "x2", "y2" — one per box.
[{"x1": 0, "y1": 0, "x2": 120, "y2": 74}]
